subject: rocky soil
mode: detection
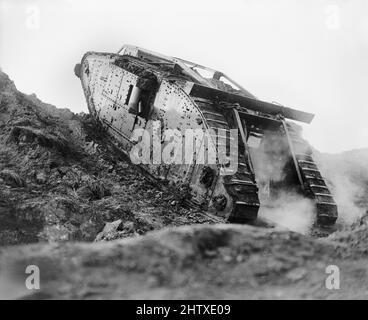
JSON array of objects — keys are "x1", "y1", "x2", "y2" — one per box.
[
  {"x1": 0, "y1": 70, "x2": 367, "y2": 299},
  {"x1": 0, "y1": 71, "x2": 219, "y2": 246}
]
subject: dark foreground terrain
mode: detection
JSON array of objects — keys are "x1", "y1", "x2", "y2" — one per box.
[{"x1": 0, "y1": 70, "x2": 367, "y2": 299}]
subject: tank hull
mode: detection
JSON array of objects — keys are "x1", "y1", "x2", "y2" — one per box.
[{"x1": 75, "y1": 47, "x2": 338, "y2": 227}]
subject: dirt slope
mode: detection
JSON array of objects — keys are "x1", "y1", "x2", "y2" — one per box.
[
  {"x1": 1, "y1": 223, "x2": 368, "y2": 300},
  {"x1": 0, "y1": 71, "x2": 218, "y2": 246}
]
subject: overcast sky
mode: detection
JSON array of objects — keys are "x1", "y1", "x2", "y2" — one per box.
[{"x1": 0, "y1": 0, "x2": 367, "y2": 153}]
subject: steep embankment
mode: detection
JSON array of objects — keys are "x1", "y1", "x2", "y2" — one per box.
[{"x1": 0, "y1": 71, "x2": 217, "y2": 246}]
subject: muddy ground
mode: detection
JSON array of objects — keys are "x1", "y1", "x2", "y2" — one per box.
[{"x1": 0, "y1": 70, "x2": 367, "y2": 299}]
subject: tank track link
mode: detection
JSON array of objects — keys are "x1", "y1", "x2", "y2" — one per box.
[
  {"x1": 195, "y1": 98, "x2": 260, "y2": 223},
  {"x1": 285, "y1": 122, "x2": 338, "y2": 226}
]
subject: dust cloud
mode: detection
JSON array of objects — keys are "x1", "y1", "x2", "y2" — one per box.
[
  {"x1": 258, "y1": 192, "x2": 315, "y2": 234},
  {"x1": 250, "y1": 129, "x2": 315, "y2": 234},
  {"x1": 315, "y1": 150, "x2": 368, "y2": 225},
  {"x1": 253, "y1": 132, "x2": 367, "y2": 232}
]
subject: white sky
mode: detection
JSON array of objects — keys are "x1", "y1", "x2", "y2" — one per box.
[{"x1": 0, "y1": 0, "x2": 367, "y2": 153}]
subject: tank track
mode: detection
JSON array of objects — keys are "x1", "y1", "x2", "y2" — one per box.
[
  {"x1": 285, "y1": 122, "x2": 338, "y2": 225},
  {"x1": 194, "y1": 98, "x2": 260, "y2": 223}
]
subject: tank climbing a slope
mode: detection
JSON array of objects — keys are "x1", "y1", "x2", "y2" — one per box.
[{"x1": 74, "y1": 45, "x2": 338, "y2": 226}]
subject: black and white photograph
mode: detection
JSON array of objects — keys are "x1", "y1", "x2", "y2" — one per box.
[{"x1": 0, "y1": 0, "x2": 367, "y2": 305}]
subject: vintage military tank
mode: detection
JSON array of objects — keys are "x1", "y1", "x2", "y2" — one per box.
[{"x1": 74, "y1": 45, "x2": 338, "y2": 227}]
